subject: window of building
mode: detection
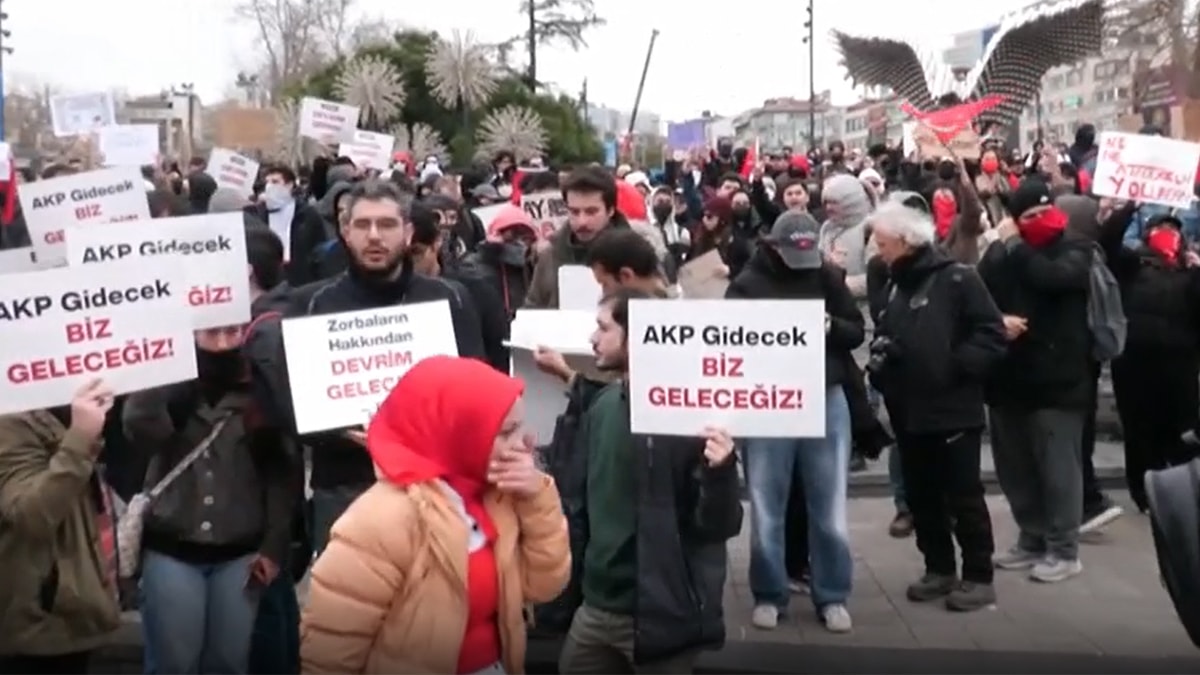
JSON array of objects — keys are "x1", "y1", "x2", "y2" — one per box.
[
  {"x1": 1066, "y1": 70, "x2": 1083, "y2": 87},
  {"x1": 1094, "y1": 62, "x2": 1115, "y2": 79},
  {"x1": 1064, "y1": 95, "x2": 1083, "y2": 109},
  {"x1": 1048, "y1": 74, "x2": 1065, "y2": 89}
]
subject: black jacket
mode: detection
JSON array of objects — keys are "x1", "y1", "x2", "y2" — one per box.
[
  {"x1": 441, "y1": 261, "x2": 509, "y2": 373},
  {"x1": 248, "y1": 262, "x2": 487, "y2": 489},
  {"x1": 725, "y1": 245, "x2": 866, "y2": 386},
  {"x1": 540, "y1": 378, "x2": 742, "y2": 662},
  {"x1": 245, "y1": 201, "x2": 328, "y2": 287},
  {"x1": 1098, "y1": 205, "x2": 1200, "y2": 359},
  {"x1": 977, "y1": 233, "x2": 1093, "y2": 409},
  {"x1": 466, "y1": 242, "x2": 533, "y2": 318},
  {"x1": 870, "y1": 246, "x2": 1007, "y2": 433}
]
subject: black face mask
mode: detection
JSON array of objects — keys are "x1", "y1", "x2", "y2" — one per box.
[
  {"x1": 499, "y1": 241, "x2": 528, "y2": 267},
  {"x1": 830, "y1": 152, "x2": 844, "y2": 163},
  {"x1": 651, "y1": 203, "x2": 673, "y2": 223},
  {"x1": 717, "y1": 143, "x2": 733, "y2": 159},
  {"x1": 732, "y1": 207, "x2": 751, "y2": 221},
  {"x1": 197, "y1": 349, "x2": 244, "y2": 390},
  {"x1": 937, "y1": 164, "x2": 958, "y2": 181}
]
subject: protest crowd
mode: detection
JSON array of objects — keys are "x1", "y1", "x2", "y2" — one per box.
[{"x1": 3, "y1": 2, "x2": 1200, "y2": 674}]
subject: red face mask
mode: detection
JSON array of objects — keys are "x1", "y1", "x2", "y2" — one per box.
[
  {"x1": 1017, "y1": 206, "x2": 1068, "y2": 248},
  {"x1": 1147, "y1": 227, "x2": 1182, "y2": 265},
  {"x1": 980, "y1": 157, "x2": 999, "y2": 174},
  {"x1": 932, "y1": 192, "x2": 957, "y2": 240}
]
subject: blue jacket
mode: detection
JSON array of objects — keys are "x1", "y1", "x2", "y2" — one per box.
[{"x1": 1123, "y1": 203, "x2": 1200, "y2": 248}]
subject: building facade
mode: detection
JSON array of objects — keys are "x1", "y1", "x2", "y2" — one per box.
[
  {"x1": 585, "y1": 103, "x2": 663, "y2": 139},
  {"x1": 729, "y1": 93, "x2": 839, "y2": 150}
]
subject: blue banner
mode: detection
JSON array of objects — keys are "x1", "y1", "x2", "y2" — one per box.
[
  {"x1": 666, "y1": 119, "x2": 707, "y2": 151},
  {"x1": 603, "y1": 139, "x2": 618, "y2": 167}
]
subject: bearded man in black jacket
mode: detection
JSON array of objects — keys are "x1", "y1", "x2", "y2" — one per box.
[
  {"x1": 247, "y1": 180, "x2": 487, "y2": 555},
  {"x1": 865, "y1": 201, "x2": 1007, "y2": 612}
]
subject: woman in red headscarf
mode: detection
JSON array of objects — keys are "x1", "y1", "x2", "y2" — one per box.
[{"x1": 300, "y1": 356, "x2": 570, "y2": 674}]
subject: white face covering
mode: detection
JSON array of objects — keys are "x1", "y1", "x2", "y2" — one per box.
[{"x1": 263, "y1": 183, "x2": 292, "y2": 211}]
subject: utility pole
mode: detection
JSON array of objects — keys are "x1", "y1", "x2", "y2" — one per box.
[
  {"x1": 0, "y1": 3, "x2": 13, "y2": 141},
  {"x1": 171, "y1": 82, "x2": 196, "y2": 165},
  {"x1": 525, "y1": 1, "x2": 537, "y2": 92},
  {"x1": 627, "y1": 29, "x2": 659, "y2": 140},
  {"x1": 802, "y1": 0, "x2": 815, "y2": 149}
]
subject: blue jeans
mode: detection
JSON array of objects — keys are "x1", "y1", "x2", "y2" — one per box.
[
  {"x1": 249, "y1": 571, "x2": 300, "y2": 674},
  {"x1": 746, "y1": 386, "x2": 853, "y2": 610},
  {"x1": 140, "y1": 551, "x2": 260, "y2": 674}
]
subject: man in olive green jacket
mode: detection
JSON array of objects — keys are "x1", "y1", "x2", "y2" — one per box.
[{"x1": 0, "y1": 380, "x2": 121, "y2": 672}]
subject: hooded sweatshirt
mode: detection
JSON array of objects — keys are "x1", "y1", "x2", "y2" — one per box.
[
  {"x1": 366, "y1": 355, "x2": 523, "y2": 673},
  {"x1": 818, "y1": 174, "x2": 874, "y2": 296}
]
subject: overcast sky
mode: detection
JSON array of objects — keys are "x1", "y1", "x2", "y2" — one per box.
[{"x1": 5, "y1": 0, "x2": 1032, "y2": 121}]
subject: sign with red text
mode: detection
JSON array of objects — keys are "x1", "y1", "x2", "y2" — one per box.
[
  {"x1": 281, "y1": 300, "x2": 459, "y2": 434},
  {"x1": 207, "y1": 148, "x2": 259, "y2": 196},
  {"x1": 520, "y1": 191, "x2": 568, "y2": 239},
  {"x1": 64, "y1": 213, "x2": 251, "y2": 330},
  {"x1": 20, "y1": 167, "x2": 151, "y2": 267},
  {"x1": 0, "y1": 260, "x2": 197, "y2": 415},
  {"x1": 627, "y1": 299, "x2": 826, "y2": 437},
  {"x1": 298, "y1": 97, "x2": 359, "y2": 144},
  {"x1": 1093, "y1": 132, "x2": 1200, "y2": 209},
  {"x1": 339, "y1": 129, "x2": 394, "y2": 170}
]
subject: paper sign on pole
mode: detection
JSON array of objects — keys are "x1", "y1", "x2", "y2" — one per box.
[
  {"x1": 1092, "y1": 132, "x2": 1200, "y2": 209},
  {"x1": 49, "y1": 92, "x2": 117, "y2": 138},
  {"x1": 557, "y1": 265, "x2": 602, "y2": 311},
  {"x1": 678, "y1": 250, "x2": 729, "y2": 299},
  {"x1": 64, "y1": 213, "x2": 252, "y2": 330},
  {"x1": 97, "y1": 125, "x2": 159, "y2": 167},
  {"x1": 339, "y1": 130, "x2": 394, "y2": 170},
  {"x1": 20, "y1": 167, "x2": 152, "y2": 267},
  {"x1": 0, "y1": 259, "x2": 198, "y2": 415},
  {"x1": 207, "y1": 148, "x2": 260, "y2": 195},
  {"x1": 298, "y1": 97, "x2": 360, "y2": 145},
  {"x1": 508, "y1": 309, "x2": 595, "y2": 353},
  {"x1": 627, "y1": 299, "x2": 827, "y2": 437},
  {"x1": 282, "y1": 300, "x2": 459, "y2": 434},
  {"x1": 520, "y1": 190, "x2": 568, "y2": 239}
]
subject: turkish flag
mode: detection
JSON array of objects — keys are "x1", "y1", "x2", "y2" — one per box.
[
  {"x1": 900, "y1": 95, "x2": 1006, "y2": 144},
  {"x1": 739, "y1": 138, "x2": 759, "y2": 180}
]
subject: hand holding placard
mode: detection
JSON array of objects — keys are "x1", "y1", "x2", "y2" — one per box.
[
  {"x1": 702, "y1": 426, "x2": 735, "y2": 466},
  {"x1": 70, "y1": 378, "x2": 115, "y2": 445}
]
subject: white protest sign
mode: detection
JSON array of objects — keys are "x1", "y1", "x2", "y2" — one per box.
[
  {"x1": 282, "y1": 300, "x2": 458, "y2": 434},
  {"x1": 506, "y1": 308, "x2": 595, "y2": 443},
  {"x1": 0, "y1": 142, "x2": 11, "y2": 179},
  {"x1": 0, "y1": 259, "x2": 197, "y2": 415},
  {"x1": 0, "y1": 248, "x2": 43, "y2": 275},
  {"x1": 20, "y1": 167, "x2": 151, "y2": 267},
  {"x1": 1092, "y1": 132, "x2": 1200, "y2": 209},
  {"x1": 557, "y1": 265, "x2": 602, "y2": 311},
  {"x1": 97, "y1": 125, "x2": 159, "y2": 167},
  {"x1": 521, "y1": 190, "x2": 568, "y2": 239},
  {"x1": 65, "y1": 213, "x2": 251, "y2": 330},
  {"x1": 298, "y1": 97, "x2": 360, "y2": 144},
  {"x1": 627, "y1": 299, "x2": 826, "y2": 437},
  {"x1": 339, "y1": 129, "x2": 394, "y2": 170},
  {"x1": 207, "y1": 148, "x2": 260, "y2": 195},
  {"x1": 49, "y1": 92, "x2": 117, "y2": 138},
  {"x1": 472, "y1": 203, "x2": 506, "y2": 230}
]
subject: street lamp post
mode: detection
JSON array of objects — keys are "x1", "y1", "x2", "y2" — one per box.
[{"x1": 802, "y1": 0, "x2": 815, "y2": 149}]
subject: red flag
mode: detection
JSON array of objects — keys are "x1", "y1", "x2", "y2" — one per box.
[
  {"x1": 900, "y1": 95, "x2": 1006, "y2": 144},
  {"x1": 509, "y1": 169, "x2": 525, "y2": 205},
  {"x1": 739, "y1": 138, "x2": 759, "y2": 180}
]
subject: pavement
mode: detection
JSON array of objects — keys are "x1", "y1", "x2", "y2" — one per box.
[{"x1": 92, "y1": 493, "x2": 1199, "y2": 674}]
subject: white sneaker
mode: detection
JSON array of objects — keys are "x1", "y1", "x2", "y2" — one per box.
[
  {"x1": 1080, "y1": 505, "x2": 1124, "y2": 535},
  {"x1": 1030, "y1": 556, "x2": 1083, "y2": 583},
  {"x1": 751, "y1": 604, "x2": 779, "y2": 630},
  {"x1": 821, "y1": 603, "x2": 853, "y2": 633}
]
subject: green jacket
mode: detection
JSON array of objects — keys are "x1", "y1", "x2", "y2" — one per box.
[{"x1": 0, "y1": 411, "x2": 121, "y2": 656}]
